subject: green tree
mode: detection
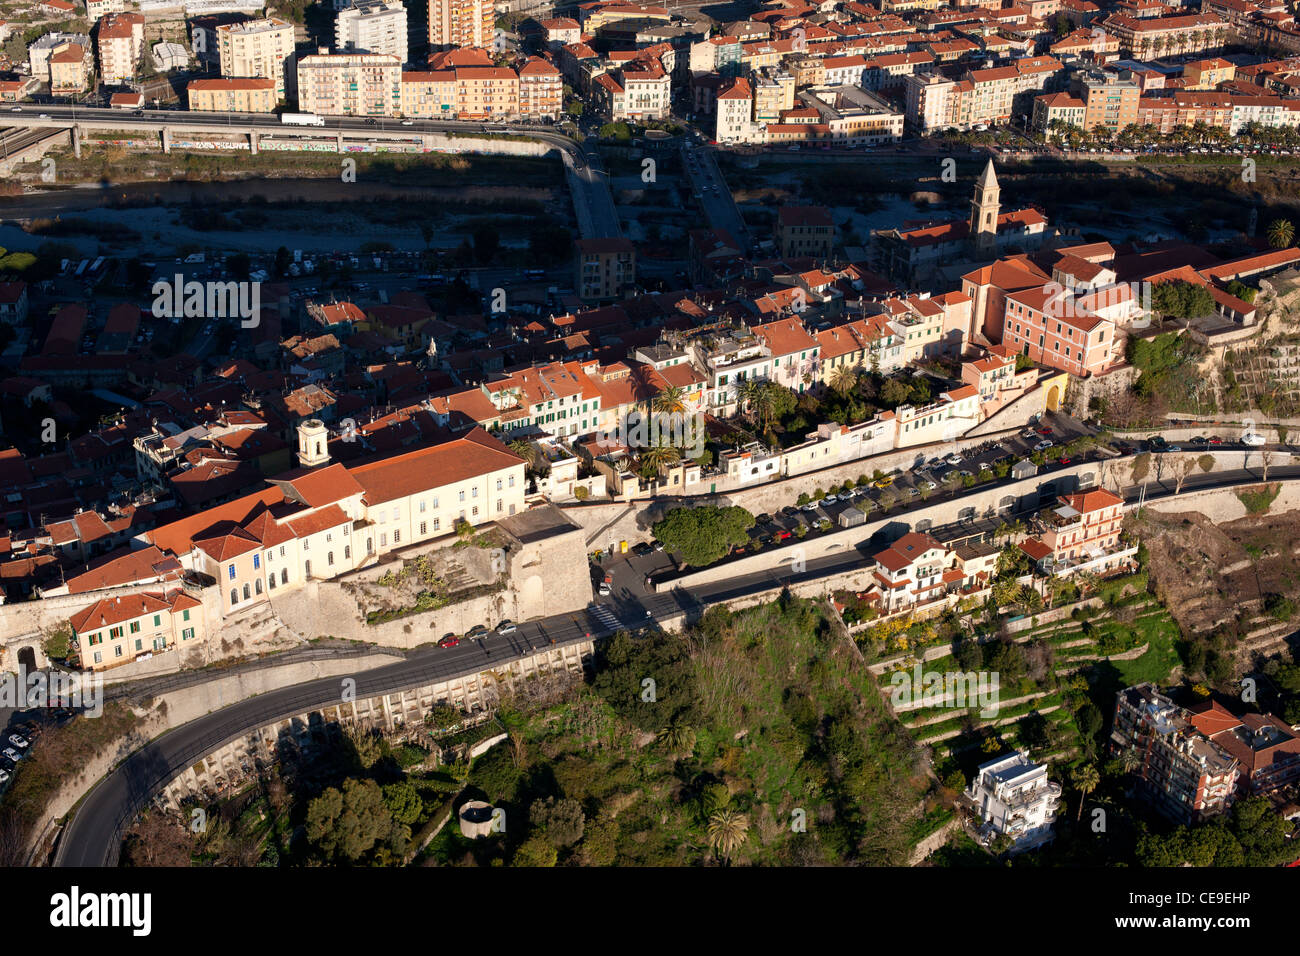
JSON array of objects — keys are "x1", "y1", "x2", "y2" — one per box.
[
  {"x1": 652, "y1": 505, "x2": 755, "y2": 567},
  {"x1": 1266, "y1": 218, "x2": 1295, "y2": 249},
  {"x1": 382, "y1": 780, "x2": 423, "y2": 827},
  {"x1": 706, "y1": 808, "x2": 749, "y2": 863},
  {"x1": 529, "y1": 796, "x2": 586, "y2": 848},
  {"x1": 306, "y1": 778, "x2": 392, "y2": 862},
  {"x1": 1071, "y1": 763, "x2": 1100, "y2": 823},
  {"x1": 513, "y1": 833, "x2": 558, "y2": 866}
]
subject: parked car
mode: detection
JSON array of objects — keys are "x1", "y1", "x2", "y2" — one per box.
[
  {"x1": 781, "y1": 505, "x2": 800, "y2": 518},
  {"x1": 874, "y1": 475, "x2": 895, "y2": 488},
  {"x1": 632, "y1": 542, "x2": 654, "y2": 556},
  {"x1": 466, "y1": 624, "x2": 489, "y2": 639},
  {"x1": 0, "y1": 770, "x2": 8, "y2": 785},
  {"x1": 598, "y1": 581, "x2": 612, "y2": 596},
  {"x1": 776, "y1": 529, "x2": 792, "y2": 541},
  {"x1": 437, "y1": 634, "x2": 460, "y2": 648},
  {"x1": 1034, "y1": 440, "x2": 1054, "y2": 451},
  {"x1": 800, "y1": 501, "x2": 820, "y2": 512},
  {"x1": 1243, "y1": 433, "x2": 1266, "y2": 446},
  {"x1": 2, "y1": 748, "x2": 21, "y2": 762},
  {"x1": 7, "y1": 735, "x2": 27, "y2": 750},
  {"x1": 945, "y1": 454, "x2": 962, "y2": 466},
  {"x1": 756, "y1": 513, "x2": 773, "y2": 525},
  {"x1": 821, "y1": 494, "x2": 838, "y2": 505},
  {"x1": 919, "y1": 480, "x2": 937, "y2": 491},
  {"x1": 496, "y1": 620, "x2": 517, "y2": 634}
]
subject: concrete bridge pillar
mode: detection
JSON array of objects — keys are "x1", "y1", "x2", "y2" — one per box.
[
  {"x1": 160, "y1": 125, "x2": 170, "y2": 154},
  {"x1": 249, "y1": 129, "x2": 258, "y2": 155},
  {"x1": 71, "y1": 125, "x2": 80, "y2": 159},
  {"x1": 336, "y1": 132, "x2": 344, "y2": 153}
]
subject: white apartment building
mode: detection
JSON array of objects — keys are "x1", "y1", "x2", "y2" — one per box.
[
  {"x1": 336, "y1": 0, "x2": 408, "y2": 64},
  {"x1": 965, "y1": 751, "x2": 1061, "y2": 852},
  {"x1": 217, "y1": 17, "x2": 296, "y2": 96},
  {"x1": 96, "y1": 12, "x2": 145, "y2": 87},
  {"x1": 85, "y1": 0, "x2": 126, "y2": 21},
  {"x1": 28, "y1": 32, "x2": 90, "y2": 83},
  {"x1": 715, "y1": 76, "x2": 762, "y2": 144},
  {"x1": 428, "y1": 0, "x2": 494, "y2": 49},
  {"x1": 297, "y1": 51, "x2": 403, "y2": 116}
]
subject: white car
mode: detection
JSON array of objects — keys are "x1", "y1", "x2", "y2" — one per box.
[
  {"x1": 597, "y1": 582, "x2": 612, "y2": 596},
  {"x1": 1242, "y1": 432, "x2": 1266, "y2": 446},
  {"x1": 1034, "y1": 440, "x2": 1054, "y2": 452},
  {"x1": 945, "y1": 454, "x2": 963, "y2": 466},
  {"x1": 496, "y1": 620, "x2": 517, "y2": 634},
  {"x1": 8, "y1": 735, "x2": 27, "y2": 749},
  {"x1": 0, "y1": 770, "x2": 8, "y2": 785},
  {"x1": 2, "y1": 748, "x2": 20, "y2": 762},
  {"x1": 400, "y1": 119, "x2": 414, "y2": 126}
]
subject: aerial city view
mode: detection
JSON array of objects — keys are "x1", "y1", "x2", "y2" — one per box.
[{"x1": 0, "y1": 0, "x2": 1297, "y2": 916}]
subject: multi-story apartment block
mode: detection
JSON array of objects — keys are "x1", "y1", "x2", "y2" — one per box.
[
  {"x1": 427, "y1": 0, "x2": 493, "y2": 50},
  {"x1": 85, "y1": 0, "x2": 126, "y2": 21},
  {"x1": 95, "y1": 12, "x2": 145, "y2": 87},
  {"x1": 400, "y1": 69, "x2": 457, "y2": 116},
  {"x1": 966, "y1": 751, "x2": 1061, "y2": 852},
  {"x1": 751, "y1": 67, "x2": 793, "y2": 123},
  {"x1": 815, "y1": 313, "x2": 905, "y2": 378},
  {"x1": 217, "y1": 18, "x2": 296, "y2": 97},
  {"x1": 687, "y1": 325, "x2": 772, "y2": 417},
  {"x1": 592, "y1": 59, "x2": 671, "y2": 121},
  {"x1": 188, "y1": 76, "x2": 278, "y2": 112},
  {"x1": 1077, "y1": 69, "x2": 1140, "y2": 132},
  {"x1": 70, "y1": 590, "x2": 206, "y2": 672},
  {"x1": 337, "y1": 0, "x2": 408, "y2": 64},
  {"x1": 575, "y1": 238, "x2": 636, "y2": 301},
  {"x1": 50, "y1": 41, "x2": 94, "y2": 93},
  {"x1": 1116, "y1": 684, "x2": 1300, "y2": 821},
  {"x1": 453, "y1": 65, "x2": 518, "y2": 119},
  {"x1": 481, "y1": 362, "x2": 604, "y2": 440},
  {"x1": 1111, "y1": 684, "x2": 1242, "y2": 823},
  {"x1": 29, "y1": 33, "x2": 88, "y2": 83},
  {"x1": 1101, "y1": 13, "x2": 1229, "y2": 59},
  {"x1": 715, "y1": 76, "x2": 760, "y2": 144},
  {"x1": 753, "y1": 317, "x2": 820, "y2": 393},
  {"x1": 298, "y1": 51, "x2": 403, "y2": 116},
  {"x1": 775, "y1": 205, "x2": 834, "y2": 259},
  {"x1": 798, "y1": 86, "x2": 905, "y2": 146},
  {"x1": 1001, "y1": 285, "x2": 1118, "y2": 378},
  {"x1": 893, "y1": 384, "x2": 980, "y2": 447},
  {"x1": 518, "y1": 56, "x2": 562, "y2": 118},
  {"x1": 1018, "y1": 487, "x2": 1138, "y2": 577}
]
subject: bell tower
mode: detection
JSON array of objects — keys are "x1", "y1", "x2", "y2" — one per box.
[
  {"x1": 297, "y1": 418, "x2": 330, "y2": 468},
  {"x1": 969, "y1": 160, "x2": 1001, "y2": 257}
]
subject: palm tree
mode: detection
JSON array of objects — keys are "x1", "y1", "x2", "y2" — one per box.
[
  {"x1": 1120, "y1": 746, "x2": 1142, "y2": 776},
  {"x1": 1267, "y1": 218, "x2": 1295, "y2": 250},
  {"x1": 658, "y1": 721, "x2": 696, "y2": 755},
  {"x1": 509, "y1": 439, "x2": 536, "y2": 468},
  {"x1": 827, "y1": 363, "x2": 858, "y2": 397},
  {"x1": 1071, "y1": 763, "x2": 1100, "y2": 823},
  {"x1": 706, "y1": 808, "x2": 749, "y2": 863},
  {"x1": 751, "y1": 383, "x2": 779, "y2": 431},
  {"x1": 736, "y1": 378, "x2": 762, "y2": 422},
  {"x1": 640, "y1": 441, "x2": 681, "y2": 473},
  {"x1": 651, "y1": 384, "x2": 687, "y2": 416}
]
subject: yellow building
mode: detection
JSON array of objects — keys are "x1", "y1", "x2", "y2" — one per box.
[
  {"x1": 70, "y1": 590, "x2": 206, "y2": 672},
  {"x1": 188, "y1": 77, "x2": 278, "y2": 112}
]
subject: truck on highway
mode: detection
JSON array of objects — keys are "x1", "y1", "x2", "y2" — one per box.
[{"x1": 281, "y1": 112, "x2": 325, "y2": 127}]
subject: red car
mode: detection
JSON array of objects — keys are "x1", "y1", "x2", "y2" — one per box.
[
  {"x1": 1208, "y1": 436, "x2": 1223, "y2": 445},
  {"x1": 437, "y1": 634, "x2": 460, "y2": 649},
  {"x1": 1037, "y1": 426, "x2": 1053, "y2": 435},
  {"x1": 776, "y1": 530, "x2": 792, "y2": 541},
  {"x1": 1059, "y1": 456, "x2": 1071, "y2": 465}
]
